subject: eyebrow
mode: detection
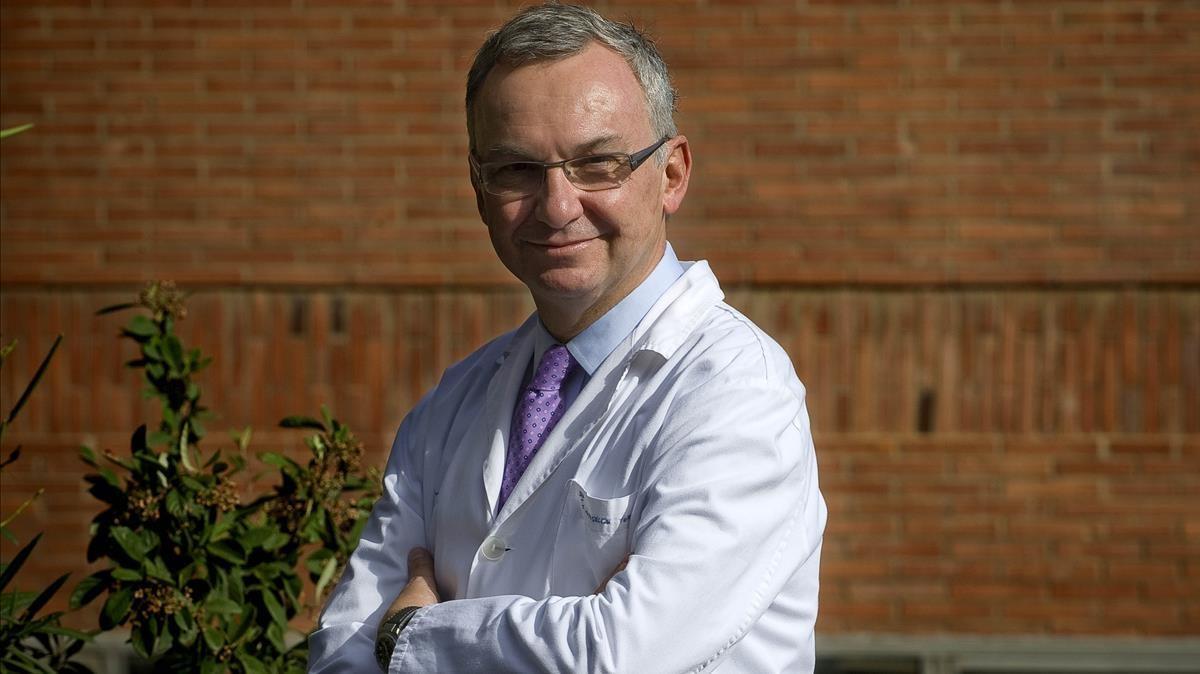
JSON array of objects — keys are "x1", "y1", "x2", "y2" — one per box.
[{"x1": 481, "y1": 133, "x2": 624, "y2": 162}]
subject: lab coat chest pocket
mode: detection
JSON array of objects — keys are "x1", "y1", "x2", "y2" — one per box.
[{"x1": 550, "y1": 479, "x2": 634, "y2": 594}]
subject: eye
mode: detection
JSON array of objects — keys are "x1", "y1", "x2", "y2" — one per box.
[
  {"x1": 489, "y1": 162, "x2": 541, "y2": 185},
  {"x1": 569, "y1": 155, "x2": 624, "y2": 182}
]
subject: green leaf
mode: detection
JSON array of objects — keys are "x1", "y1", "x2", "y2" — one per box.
[
  {"x1": 4, "y1": 643, "x2": 55, "y2": 673},
  {"x1": 202, "y1": 625, "x2": 226, "y2": 653},
  {"x1": 4, "y1": 334, "x2": 61, "y2": 427},
  {"x1": 0, "y1": 532, "x2": 41, "y2": 592},
  {"x1": 314, "y1": 555, "x2": 338, "y2": 604},
  {"x1": 1, "y1": 588, "x2": 37, "y2": 618},
  {"x1": 99, "y1": 587, "x2": 132, "y2": 629},
  {"x1": 70, "y1": 570, "x2": 110, "y2": 609},
  {"x1": 209, "y1": 514, "x2": 236, "y2": 542},
  {"x1": 150, "y1": 622, "x2": 174, "y2": 657},
  {"x1": 111, "y1": 567, "x2": 141, "y2": 582},
  {"x1": 163, "y1": 336, "x2": 184, "y2": 372},
  {"x1": 180, "y1": 421, "x2": 197, "y2": 472},
  {"x1": 145, "y1": 556, "x2": 173, "y2": 582},
  {"x1": 41, "y1": 624, "x2": 94, "y2": 642},
  {"x1": 142, "y1": 340, "x2": 162, "y2": 361},
  {"x1": 209, "y1": 540, "x2": 245, "y2": 564},
  {"x1": 0, "y1": 486, "x2": 41, "y2": 533},
  {"x1": 102, "y1": 449, "x2": 136, "y2": 472},
  {"x1": 261, "y1": 530, "x2": 290, "y2": 551},
  {"x1": 165, "y1": 489, "x2": 186, "y2": 518},
  {"x1": 20, "y1": 572, "x2": 70, "y2": 621},
  {"x1": 0, "y1": 446, "x2": 20, "y2": 469},
  {"x1": 84, "y1": 475, "x2": 123, "y2": 507},
  {"x1": 266, "y1": 619, "x2": 287, "y2": 653},
  {"x1": 228, "y1": 603, "x2": 257, "y2": 644},
  {"x1": 239, "y1": 525, "x2": 274, "y2": 551},
  {"x1": 258, "y1": 451, "x2": 300, "y2": 473},
  {"x1": 130, "y1": 424, "x2": 150, "y2": 453},
  {"x1": 204, "y1": 595, "x2": 241, "y2": 617},
  {"x1": 124, "y1": 315, "x2": 158, "y2": 338},
  {"x1": 279, "y1": 415, "x2": 326, "y2": 432},
  {"x1": 261, "y1": 589, "x2": 287, "y2": 626},
  {"x1": 110, "y1": 526, "x2": 152, "y2": 563},
  {"x1": 173, "y1": 609, "x2": 198, "y2": 646},
  {"x1": 238, "y1": 652, "x2": 269, "y2": 674},
  {"x1": 96, "y1": 302, "x2": 138, "y2": 315},
  {"x1": 130, "y1": 617, "x2": 152, "y2": 659},
  {"x1": 230, "y1": 426, "x2": 253, "y2": 452},
  {"x1": 147, "y1": 430, "x2": 172, "y2": 447},
  {"x1": 0, "y1": 122, "x2": 35, "y2": 139},
  {"x1": 304, "y1": 548, "x2": 333, "y2": 575}
]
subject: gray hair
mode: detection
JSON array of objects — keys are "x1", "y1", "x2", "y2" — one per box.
[{"x1": 465, "y1": 3, "x2": 677, "y2": 152}]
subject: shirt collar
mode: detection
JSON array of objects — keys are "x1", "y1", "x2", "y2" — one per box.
[{"x1": 533, "y1": 242, "x2": 685, "y2": 376}]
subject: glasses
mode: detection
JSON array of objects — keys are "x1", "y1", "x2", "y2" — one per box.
[{"x1": 471, "y1": 137, "x2": 671, "y2": 198}]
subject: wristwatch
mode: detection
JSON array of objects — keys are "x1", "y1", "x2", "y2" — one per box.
[{"x1": 375, "y1": 606, "x2": 420, "y2": 671}]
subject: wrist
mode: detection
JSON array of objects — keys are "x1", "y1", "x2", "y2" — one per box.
[{"x1": 374, "y1": 605, "x2": 420, "y2": 672}]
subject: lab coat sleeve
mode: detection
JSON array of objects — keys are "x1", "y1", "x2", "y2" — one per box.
[
  {"x1": 388, "y1": 376, "x2": 826, "y2": 673},
  {"x1": 307, "y1": 405, "x2": 430, "y2": 673}
]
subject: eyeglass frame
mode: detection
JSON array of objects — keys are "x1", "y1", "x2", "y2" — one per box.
[{"x1": 469, "y1": 136, "x2": 673, "y2": 197}]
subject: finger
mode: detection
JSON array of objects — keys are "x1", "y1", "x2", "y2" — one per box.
[{"x1": 408, "y1": 546, "x2": 435, "y2": 581}]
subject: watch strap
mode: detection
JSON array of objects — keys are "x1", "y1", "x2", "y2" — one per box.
[{"x1": 375, "y1": 605, "x2": 420, "y2": 671}]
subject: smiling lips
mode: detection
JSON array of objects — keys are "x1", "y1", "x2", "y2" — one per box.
[{"x1": 527, "y1": 238, "x2": 596, "y2": 253}]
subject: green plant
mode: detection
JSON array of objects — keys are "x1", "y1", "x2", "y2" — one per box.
[
  {"x1": 74, "y1": 282, "x2": 379, "y2": 672},
  {"x1": 0, "y1": 123, "x2": 35, "y2": 140},
  {"x1": 0, "y1": 336, "x2": 93, "y2": 673}
]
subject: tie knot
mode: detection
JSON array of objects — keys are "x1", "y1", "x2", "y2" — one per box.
[{"x1": 530, "y1": 344, "x2": 575, "y2": 391}]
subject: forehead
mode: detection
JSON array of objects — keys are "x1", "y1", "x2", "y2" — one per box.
[{"x1": 471, "y1": 42, "x2": 652, "y2": 154}]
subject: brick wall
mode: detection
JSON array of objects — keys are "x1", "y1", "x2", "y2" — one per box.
[{"x1": 2, "y1": 0, "x2": 1198, "y2": 638}]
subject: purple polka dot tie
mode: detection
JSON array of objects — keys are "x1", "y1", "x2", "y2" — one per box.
[{"x1": 498, "y1": 344, "x2": 576, "y2": 509}]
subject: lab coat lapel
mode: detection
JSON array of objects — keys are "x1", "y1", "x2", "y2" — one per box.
[
  {"x1": 479, "y1": 318, "x2": 538, "y2": 520},
  {"x1": 491, "y1": 262, "x2": 727, "y2": 526},
  {"x1": 493, "y1": 346, "x2": 628, "y2": 525}
]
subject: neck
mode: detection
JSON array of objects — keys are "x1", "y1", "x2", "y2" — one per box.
[
  {"x1": 537, "y1": 299, "x2": 609, "y2": 343},
  {"x1": 535, "y1": 240, "x2": 666, "y2": 342}
]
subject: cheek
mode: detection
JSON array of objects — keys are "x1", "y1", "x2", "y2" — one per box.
[{"x1": 483, "y1": 199, "x2": 531, "y2": 238}]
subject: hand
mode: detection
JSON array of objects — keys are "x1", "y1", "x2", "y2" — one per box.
[
  {"x1": 592, "y1": 554, "x2": 630, "y2": 594},
  {"x1": 380, "y1": 547, "x2": 441, "y2": 626}
]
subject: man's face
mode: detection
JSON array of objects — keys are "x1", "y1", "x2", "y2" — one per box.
[{"x1": 470, "y1": 42, "x2": 689, "y2": 326}]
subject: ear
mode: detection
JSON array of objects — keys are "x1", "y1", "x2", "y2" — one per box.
[
  {"x1": 661, "y1": 135, "x2": 691, "y2": 217},
  {"x1": 470, "y1": 158, "x2": 487, "y2": 222}
]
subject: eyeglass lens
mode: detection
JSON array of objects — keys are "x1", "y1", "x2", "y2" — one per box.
[{"x1": 485, "y1": 155, "x2": 630, "y2": 196}]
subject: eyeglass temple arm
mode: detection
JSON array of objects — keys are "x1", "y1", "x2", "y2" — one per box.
[{"x1": 628, "y1": 137, "x2": 671, "y2": 171}]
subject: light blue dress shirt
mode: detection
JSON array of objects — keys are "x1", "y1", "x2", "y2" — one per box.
[{"x1": 529, "y1": 242, "x2": 685, "y2": 408}]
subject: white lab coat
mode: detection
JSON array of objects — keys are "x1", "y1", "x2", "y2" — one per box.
[{"x1": 308, "y1": 261, "x2": 827, "y2": 673}]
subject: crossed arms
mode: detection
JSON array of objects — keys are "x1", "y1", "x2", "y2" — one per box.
[{"x1": 308, "y1": 378, "x2": 825, "y2": 673}]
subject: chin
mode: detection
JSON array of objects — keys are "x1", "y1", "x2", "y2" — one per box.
[{"x1": 528, "y1": 267, "x2": 602, "y2": 300}]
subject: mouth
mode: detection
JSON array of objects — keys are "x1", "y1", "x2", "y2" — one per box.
[{"x1": 526, "y1": 237, "x2": 596, "y2": 254}]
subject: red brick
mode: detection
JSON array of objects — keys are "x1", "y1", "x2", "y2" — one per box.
[{"x1": 3, "y1": 0, "x2": 1199, "y2": 638}]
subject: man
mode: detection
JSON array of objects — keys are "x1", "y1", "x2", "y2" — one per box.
[{"x1": 308, "y1": 4, "x2": 826, "y2": 672}]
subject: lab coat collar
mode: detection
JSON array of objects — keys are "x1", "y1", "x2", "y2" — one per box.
[{"x1": 629, "y1": 260, "x2": 725, "y2": 361}]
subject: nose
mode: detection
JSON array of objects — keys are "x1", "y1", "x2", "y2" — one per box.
[{"x1": 533, "y1": 164, "x2": 584, "y2": 229}]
